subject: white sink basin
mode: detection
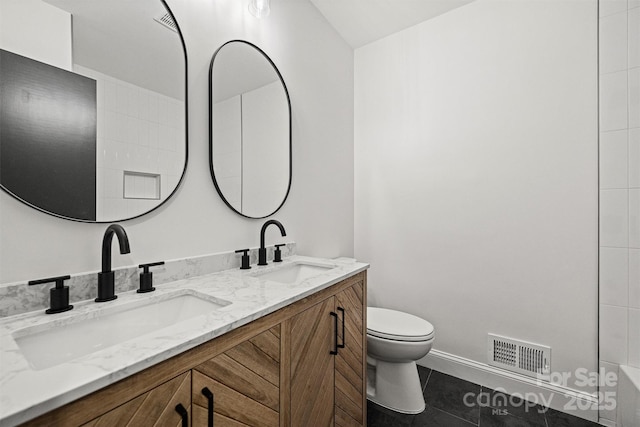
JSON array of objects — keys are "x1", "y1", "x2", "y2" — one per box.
[
  {"x1": 12, "y1": 290, "x2": 230, "y2": 370},
  {"x1": 254, "y1": 262, "x2": 336, "y2": 285}
]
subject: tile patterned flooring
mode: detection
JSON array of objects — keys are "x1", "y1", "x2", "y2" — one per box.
[{"x1": 367, "y1": 367, "x2": 603, "y2": 427}]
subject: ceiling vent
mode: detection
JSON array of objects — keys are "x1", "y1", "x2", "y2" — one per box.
[
  {"x1": 154, "y1": 12, "x2": 178, "y2": 33},
  {"x1": 488, "y1": 334, "x2": 551, "y2": 380}
]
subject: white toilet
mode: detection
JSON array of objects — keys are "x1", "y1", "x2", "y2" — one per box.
[{"x1": 366, "y1": 307, "x2": 435, "y2": 414}]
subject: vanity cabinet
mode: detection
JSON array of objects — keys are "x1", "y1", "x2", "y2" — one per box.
[
  {"x1": 289, "y1": 282, "x2": 365, "y2": 427},
  {"x1": 82, "y1": 371, "x2": 192, "y2": 427},
  {"x1": 192, "y1": 326, "x2": 281, "y2": 426},
  {"x1": 290, "y1": 297, "x2": 336, "y2": 425},
  {"x1": 334, "y1": 283, "x2": 365, "y2": 427},
  {"x1": 20, "y1": 272, "x2": 366, "y2": 427}
]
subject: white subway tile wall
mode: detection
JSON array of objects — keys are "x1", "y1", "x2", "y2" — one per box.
[
  {"x1": 600, "y1": 304, "x2": 629, "y2": 365},
  {"x1": 598, "y1": 1, "x2": 640, "y2": 423},
  {"x1": 630, "y1": 7, "x2": 640, "y2": 67},
  {"x1": 630, "y1": 128, "x2": 640, "y2": 186},
  {"x1": 600, "y1": 247, "x2": 629, "y2": 306},
  {"x1": 600, "y1": 129, "x2": 628, "y2": 188},
  {"x1": 630, "y1": 67, "x2": 640, "y2": 128},
  {"x1": 629, "y1": 308, "x2": 640, "y2": 366},
  {"x1": 74, "y1": 65, "x2": 185, "y2": 220},
  {"x1": 600, "y1": 0, "x2": 629, "y2": 18},
  {"x1": 600, "y1": 71, "x2": 628, "y2": 131},
  {"x1": 600, "y1": 189, "x2": 629, "y2": 247},
  {"x1": 631, "y1": 249, "x2": 640, "y2": 308},
  {"x1": 599, "y1": 361, "x2": 620, "y2": 421},
  {"x1": 631, "y1": 189, "x2": 640, "y2": 247},
  {"x1": 600, "y1": 11, "x2": 627, "y2": 74}
]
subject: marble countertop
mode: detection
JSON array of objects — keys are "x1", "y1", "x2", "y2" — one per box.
[{"x1": 0, "y1": 256, "x2": 368, "y2": 427}]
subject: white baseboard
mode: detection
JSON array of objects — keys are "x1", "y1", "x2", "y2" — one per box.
[{"x1": 419, "y1": 349, "x2": 601, "y2": 423}]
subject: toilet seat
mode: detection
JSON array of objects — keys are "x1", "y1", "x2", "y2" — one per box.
[{"x1": 367, "y1": 307, "x2": 434, "y2": 342}]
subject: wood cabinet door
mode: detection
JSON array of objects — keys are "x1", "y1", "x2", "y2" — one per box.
[
  {"x1": 334, "y1": 282, "x2": 365, "y2": 427},
  {"x1": 82, "y1": 371, "x2": 191, "y2": 427},
  {"x1": 289, "y1": 297, "x2": 336, "y2": 427},
  {"x1": 192, "y1": 325, "x2": 281, "y2": 427}
]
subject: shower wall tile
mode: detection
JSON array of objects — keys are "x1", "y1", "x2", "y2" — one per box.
[
  {"x1": 600, "y1": 130, "x2": 628, "y2": 188},
  {"x1": 600, "y1": 189, "x2": 629, "y2": 247},
  {"x1": 629, "y1": 7, "x2": 640, "y2": 68},
  {"x1": 629, "y1": 67, "x2": 640, "y2": 128},
  {"x1": 599, "y1": 361, "x2": 620, "y2": 422},
  {"x1": 630, "y1": 189, "x2": 640, "y2": 248},
  {"x1": 600, "y1": 247, "x2": 629, "y2": 306},
  {"x1": 600, "y1": 71, "x2": 628, "y2": 131},
  {"x1": 630, "y1": 249, "x2": 640, "y2": 308},
  {"x1": 600, "y1": 304, "x2": 629, "y2": 364},
  {"x1": 630, "y1": 129, "x2": 640, "y2": 188},
  {"x1": 104, "y1": 79, "x2": 116, "y2": 111},
  {"x1": 599, "y1": 11, "x2": 627, "y2": 74},
  {"x1": 600, "y1": 0, "x2": 628, "y2": 17},
  {"x1": 629, "y1": 308, "x2": 640, "y2": 368},
  {"x1": 599, "y1": 3, "x2": 638, "y2": 380}
]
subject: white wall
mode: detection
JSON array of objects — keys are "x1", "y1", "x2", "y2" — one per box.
[
  {"x1": 0, "y1": 0, "x2": 71, "y2": 70},
  {"x1": 598, "y1": 0, "x2": 640, "y2": 423},
  {"x1": 355, "y1": 0, "x2": 598, "y2": 394},
  {"x1": 0, "y1": 0, "x2": 354, "y2": 283}
]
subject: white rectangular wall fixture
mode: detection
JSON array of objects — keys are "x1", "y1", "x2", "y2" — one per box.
[{"x1": 123, "y1": 171, "x2": 160, "y2": 200}]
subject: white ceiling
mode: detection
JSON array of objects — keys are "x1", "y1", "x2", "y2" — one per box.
[
  {"x1": 43, "y1": 0, "x2": 184, "y2": 100},
  {"x1": 309, "y1": 0, "x2": 475, "y2": 48}
]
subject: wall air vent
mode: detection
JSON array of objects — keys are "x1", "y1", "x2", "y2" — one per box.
[
  {"x1": 154, "y1": 12, "x2": 178, "y2": 33},
  {"x1": 488, "y1": 334, "x2": 551, "y2": 380}
]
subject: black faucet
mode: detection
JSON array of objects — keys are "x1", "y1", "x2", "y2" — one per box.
[
  {"x1": 96, "y1": 224, "x2": 131, "y2": 302},
  {"x1": 258, "y1": 219, "x2": 286, "y2": 266}
]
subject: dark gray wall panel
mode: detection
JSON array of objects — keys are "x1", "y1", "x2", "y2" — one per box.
[{"x1": 0, "y1": 49, "x2": 97, "y2": 220}]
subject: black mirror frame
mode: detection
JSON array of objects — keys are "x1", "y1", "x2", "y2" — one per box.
[
  {"x1": 208, "y1": 40, "x2": 292, "y2": 219},
  {"x1": 0, "y1": 0, "x2": 189, "y2": 223}
]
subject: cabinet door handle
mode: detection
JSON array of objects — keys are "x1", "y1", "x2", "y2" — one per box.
[
  {"x1": 330, "y1": 311, "x2": 338, "y2": 355},
  {"x1": 202, "y1": 387, "x2": 214, "y2": 427},
  {"x1": 175, "y1": 403, "x2": 189, "y2": 427},
  {"x1": 337, "y1": 306, "x2": 346, "y2": 349}
]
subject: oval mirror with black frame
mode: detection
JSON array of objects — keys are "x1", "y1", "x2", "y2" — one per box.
[
  {"x1": 209, "y1": 40, "x2": 291, "y2": 219},
  {"x1": 0, "y1": 0, "x2": 187, "y2": 222}
]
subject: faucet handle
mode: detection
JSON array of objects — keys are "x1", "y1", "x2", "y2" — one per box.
[
  {"x1": 138, "y1": 261, "x2": 165, "y2": 293},
  {"x1": 235, "y1": 249, "x2": 251, "y2": 270},
  {"x1": 274, "y1": 244, "x2": 286, "y2": 262},
  {"x1": 28, "y1": 275, "x2": 73, "y2": 314}
]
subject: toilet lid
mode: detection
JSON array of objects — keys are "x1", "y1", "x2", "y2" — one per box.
[{"x1": 367, "y1": 307, "x2": 434, "y2": 342}]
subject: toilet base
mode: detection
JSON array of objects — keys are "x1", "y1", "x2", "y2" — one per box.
[{"x1": 366, "y1": 360, "x2": 425, "y2": 414}]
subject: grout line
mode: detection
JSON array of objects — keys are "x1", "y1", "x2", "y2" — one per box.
[
  {"x1": 544, "y1": 407, "x2": 550, "y2": 427},
  {"x1": 423, "y1": 368, "x2": 432, "y2": 392},
  {"x1": 431, "y1": 405, "x2": 478, "y2": 426}
]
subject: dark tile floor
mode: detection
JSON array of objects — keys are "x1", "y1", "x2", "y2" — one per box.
[{"x1": 368, "y1": 367, "x2": 602, "y2": 427}]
